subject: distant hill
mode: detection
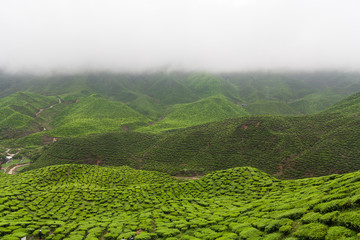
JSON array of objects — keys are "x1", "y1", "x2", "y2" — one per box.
[
  {"x1": 322, "y1": 91, "x2": 360, "y2": 114},
  {"x1": 1, "y1": 71, "x2": 360, "y2": 179},
  {"x1": 1, "y1": 71, "x2": 360, "y2": 119},
  {"x1": 48, "y1": 94, "x2": 150, "y2": 137},
  {"x1": 138, "y1": 95, "x2": 249, "y2": 132},
  {"x1": 1, "y1": 71, "x2": 359, "y2": 144},
  {"x1": 25, "y1": 90, "x2": 360, "y2": 179},
  {"x1": 243, "y1": 100, "x2": 298, "y2": 115},
  {"x1": 0, "y1": 92, "x2": 58, "y2": 139}
]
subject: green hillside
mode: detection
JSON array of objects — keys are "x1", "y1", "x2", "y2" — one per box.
[
  {"x1": 0, "y1": 92, "x2": 58, "y2": 139},
  {"x1": 6, "y1": 94, "x2": 152, "y2": 146},
  {"x1": 1, "y1": 164, "x2": 360, "y2": 239},
  {"x1": 2, "y1": 71, "x2": 360, "y2": 180},
  {"x1": 323, "y1": 91, "x2": 360, "y2": 114},
  {"x1": 138, "y1": 95, "x2": 249, "y2": 132},
  {"x1": 2, "y1": 71, "x2": 360, "y2": 239},
  {"x1": 25, "y1": 132, "x2": 160, "y2": 171},
  {"x1": 243, "y1": 100, "x2": 298, "y2": 115},
  {"x1": 26, "y1": 89, "x2": 360, "y2": 179},
  {"x1": 47, "y1": 94, "x2": 151, "y2": 137},
  {"x1": 2, "y1": 71, "x2": 360, "y2": 119},
  {"x1": 289, "y1": 87, "x2": 352, "y2": 114}
]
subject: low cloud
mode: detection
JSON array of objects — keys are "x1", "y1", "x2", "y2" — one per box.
[{"x1": 1, "y1": 0, "x2": 360, "y2": 73}]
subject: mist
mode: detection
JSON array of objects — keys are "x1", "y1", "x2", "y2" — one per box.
[{"x1": 1, "y1": 0, "x2": 360, "y2": 73}]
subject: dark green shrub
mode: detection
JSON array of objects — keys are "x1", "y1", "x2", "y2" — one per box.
[
  {"x1": 239, "y1": 227, "x2": 263, "y2": 239},
  {"x1": 294, "y1": 223, "x2": 328, "y2": 240},
  {"x1": 134, "y1": 232, "x2": 153, "y2": 240},
  {"x1": 279, "y1": 224, "x2": 293, "y2": 235},
  {"x1": 314, "y1": 199, "x2": 351, "y2": 213},
  {"x1": 209, "y1": 224, "x2": 227, "y2": 232},
  {"x1": 325, "y1": 226, "x2": 355, "y2": 240},
  {"x1": 229, "y1": 223, "x2": 252, "y2": 233},
  {"x1": 265, "y1": 218, "x2": 293, "y2": 233},
  {"x1": 301, "y1": 212, "x2": 323, "y2": 223},
  {"x1": 263, "y1": 232, "x2": 283, "y2": 240},
  {"x1": 336, "y1": 212, "x2": 360, "y2": 231},
  {"x1": 155, "y1": 227, "x2": 180, "y2": 237},
  {"x1": 215, "y1": 232, "x2": 238, "y2": 240},
  {"x1": 319, "y1": 211, "x2": 339, "y2": 225},
  {"x1": 277, "y1": 208, "x2": 308, "y2": 220}
]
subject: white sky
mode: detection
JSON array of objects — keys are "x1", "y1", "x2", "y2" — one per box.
[{"x1": 1, "y1": 0, "x2": 360, "y2": 73}]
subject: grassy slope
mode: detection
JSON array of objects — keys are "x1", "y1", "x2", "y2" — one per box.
[
  {"x1": 243, "y1": 100, "x2": 299, "y2": 115},
  {"x1": 138, "y1": 95, "x2": 249, "y2": 132},
  {"x1": 2, "y1": 72, "x2": 360, "y2": 119},
  {"x1": 0, "y1": 92, "x2": 58, "y2": 139},
  {"x1": 27, "y1": 90, "x2": 360, "y2": 179},
  {"x1": 322, "y1": 91, "x2": 360, "y2": 114},
  {"x1": 289, "y1": 87, "x2": 352, "y2": 114},
  {"x1": 26, "y1": 132, "x2": 160, "y2": 171},
  {"x1": 12, "y1": 94, "x2": 152, "y2": 145},
  {"x1": 2, "y1": 72, "x2": 360, "y2": 179},
  {"x1": 1, "y1": 165, "x2": 360, "y2": 239},
  {"x1": 47, "y1": 94, "x2": 151, "y2": 137}
]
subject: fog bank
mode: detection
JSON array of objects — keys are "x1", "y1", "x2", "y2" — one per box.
[{"x1": 1, "y1": 0, "x2": 360, "y2": 73}]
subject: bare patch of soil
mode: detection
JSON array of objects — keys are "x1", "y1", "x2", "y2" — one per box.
[{"x1": 8, "y1": 163, "x2": 30, "y2": 175}]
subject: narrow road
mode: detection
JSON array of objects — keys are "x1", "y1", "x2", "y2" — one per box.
[
  {"x1": 8, "y1": 163, "x2": 30, "y2": 175},
  {"x1": 5, "y1": 148, "x2": 16, "y2": 160}
]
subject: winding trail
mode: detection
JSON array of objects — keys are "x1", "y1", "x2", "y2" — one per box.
[
  {"x1": 8, "y1": 163, "x2": 30, "y2": 175},
  {"x1": 35, "y1": 98, "x2": 62, "y2": 117}
]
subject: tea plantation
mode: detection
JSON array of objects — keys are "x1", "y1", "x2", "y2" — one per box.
[
  {"x1": 1, "y1": 164, "x2": 360, "y2": 239},
  {"x1": 28, "y1": 107, "x2": 360, "y2": 179},
  {"x1": 0, "y1": 92, "x2": 58, "y2": 139}
]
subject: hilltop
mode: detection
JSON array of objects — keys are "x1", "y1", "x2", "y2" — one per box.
[{"x1": 1, "y1": 165, "x2": 360, "y2": 239}]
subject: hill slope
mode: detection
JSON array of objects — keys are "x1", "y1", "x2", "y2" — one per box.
[
  {"x1": 1, "y1": 165, "x2": 360, "y2": 239},
  {"x1": 28, "y1": 90, "x2": 360, "y2": 179},
  {"x1": 2, "y1": 71, "x2": 360, "y2": 118},
  {"x1": 138, "y1": 95, "x2": 249, "y2": 132},
  {"x1": 25, "y1": 132, "x2": 160, "y2": 171},
  {"x1": 0, "y1": 92, "x2": 58, "y2": 139},
  {"x1": 48, "y1": 94, "x2": 150, "y2": 137}
]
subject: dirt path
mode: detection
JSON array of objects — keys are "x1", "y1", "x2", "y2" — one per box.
[
  {"x1": 35, "y1": 98, "x2": 62, "y2": 117},
  {"x1": 8, "y1": 163, "x2": 30, "y2": 175}
]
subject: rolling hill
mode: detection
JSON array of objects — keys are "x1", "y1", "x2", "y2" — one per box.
[
  {"x1": 138, "y1": 95, "x2": 249, "y2": 132},
  {"x1": 25, "y1": 90, "x2": 360, "y2": 179},
  {"x1": 48, "y1": 94, "x2": 151, "y2": 137},
  {"x1": 1, "y1": 71, "x2": 360, "y2": 119},
  {"x1": 0, "y1": 92, "x2": 58, "y2": 139},
  {"x1": 1, "y1": 71, "x2": 360, "y2": 180},
  {"x1": 2, "y1": 71, "x2": 360, "y2": 239},
  {"x1": 1, "y1": 164, "x2": 360, "y2": 239}
]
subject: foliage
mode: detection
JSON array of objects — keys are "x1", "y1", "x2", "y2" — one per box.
[
  {"x1": 0, "y1": 165, "x2": 360, "y2": 239},
  {"x1": 0, "y1": 92, "x2": 58, "y2": 139}
]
